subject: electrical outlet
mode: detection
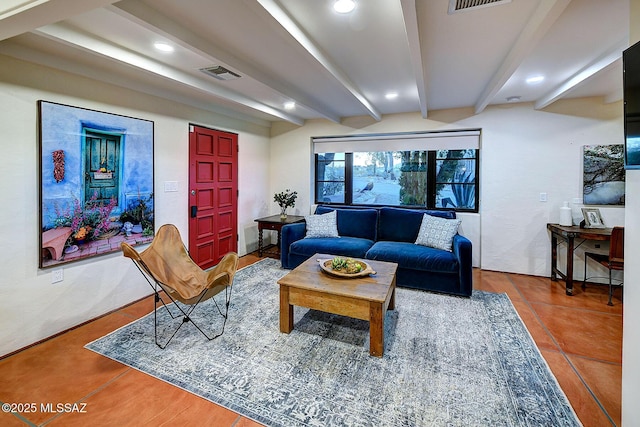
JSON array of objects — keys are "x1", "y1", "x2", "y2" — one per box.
[
  {"x1": 539, "y1": 192, "x2": 547, "y2": 202},
  {"x1": 52, "y1": 269, "x2": 63, "y2": 283}
]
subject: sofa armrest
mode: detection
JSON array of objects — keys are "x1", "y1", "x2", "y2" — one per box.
[
  {"x1": 452, "y1": 234, "x2": 473, "y2": 296},
  {"x1": 280, "y1": 223, "x2": 306, "y2": 268}
]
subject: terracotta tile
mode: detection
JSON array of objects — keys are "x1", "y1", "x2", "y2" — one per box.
[
  {"x1": 0, "y1": 410, "x2": 34, "y2": 427},
  {"x1": 540, "y1": 349, "x2": 613, "y2": 427},
  {"x1": 510, "y1": 299, "x2": 559, "y2": 351},
  {"x1": 0, "y1": 315, "x2": 131, "y2": 424},
  {"x1": 575, "y1": 282, "x2": 624, "y2": 308},
  {"x1": 0, "y1": 256, "x2": 621, "y2": 426},
  {"x1": 61, "y1": 310, "x2": 145, "y2": 345},
  {"x1": 473, "y1": 270, "x2": 523, "y2": 301},
  {"x1": 239, "y1": 254, "x2": 264, "y2": 269},
  {"x1": 234, "y1": 416, "x2": 266, "y2": 427},
  {"x1": 511, "y1": 274, "x2": 623, "y2": 313},
  {"x1": 568, "y1": 355, "x2": 621, "y2": 426},
  {"x1": 47, "y1": 369, "x2": 239, "y2": 426},
  {"x1": 532, "y1": 302, "x2": 622, "y2": 363},
  {"x1": 118, "y1": 295, "x2": 155, "y2": 320}
]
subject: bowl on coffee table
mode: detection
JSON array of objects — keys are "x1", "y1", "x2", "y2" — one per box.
[{"x1": 317, "y1": 256, "x2": 376, "y2": 278}]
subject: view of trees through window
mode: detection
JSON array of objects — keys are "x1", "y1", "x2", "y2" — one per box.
[{"x1": 315, "y1": 149, "x2": 478, "y2": 212}]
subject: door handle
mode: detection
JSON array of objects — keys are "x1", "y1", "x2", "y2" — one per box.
[{"x1": 190, "y1": 206, "x2": 197, "y2": 218}]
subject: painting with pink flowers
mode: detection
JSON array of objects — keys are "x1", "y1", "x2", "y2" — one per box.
[{"x1": 39, "y1": 101, "x2": 154, "y2": 268}]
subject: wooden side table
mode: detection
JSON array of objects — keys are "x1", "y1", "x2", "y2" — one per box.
[
  {"x1": 547, "y1": 223, "x2": 612, "y2": 295},
  {"x1": 255, "y1": 214, "x2": 305, "y2": 257}
]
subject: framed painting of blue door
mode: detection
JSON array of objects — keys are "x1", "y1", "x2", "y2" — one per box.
[{"x1": 38, "y1": 101, "x2": 155, "y2": 268}]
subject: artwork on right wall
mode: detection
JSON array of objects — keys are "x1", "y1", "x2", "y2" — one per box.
[{"x1": 583, "y1": 144, "x2": 625, "y2": 205}]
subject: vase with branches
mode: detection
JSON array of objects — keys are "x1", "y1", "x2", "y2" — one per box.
[{"x1": 274, "y1": 189, "x2": 298, "y2": 219}]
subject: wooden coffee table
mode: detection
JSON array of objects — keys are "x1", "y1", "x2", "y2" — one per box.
[{"x1": 277, "y1": 253, "x2": 398, "y2": 357}]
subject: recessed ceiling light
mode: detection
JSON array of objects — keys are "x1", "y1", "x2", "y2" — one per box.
[
  {"x1": 284, "y1": 101, "x2": 296, "y2": 110},
  {"x1": 385, "y1": 92, "x2": 398, "y2": 100},
  {"x1": 506, "y1": 96, "x2": 521, "y2": 102},
  {"x1": 526, "y1": 75, "x2": 544, "y2": 84},
  {"x1": 154, "y1": 42, "x2": 174, "y2": 52},
  {"x1": 334, "y1": 0, "x2": 356, "y2": 14}
]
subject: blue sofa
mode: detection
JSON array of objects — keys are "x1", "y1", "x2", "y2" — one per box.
[{"x1": 280, "y1": 206, "x2": 473, "y2": 297}]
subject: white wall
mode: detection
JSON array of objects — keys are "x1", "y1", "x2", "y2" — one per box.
[
  {"x1": 0, "y1": 55, "x2": 271, "y2": 356},
  {"x1": 622, "y1": 1, "x2": 640, "y2": 424},
  {"x1": 270, "y1": 100, "x2": 624, "y2": 277},
  {"x1": 624, "y1": 164, "x2": 640, "y2": 427},
  {"x1": 474, "y1": 101, "x2": 624, "y2": 276}
]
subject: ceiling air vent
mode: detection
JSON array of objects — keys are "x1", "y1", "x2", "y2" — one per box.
[
  {"x1": 448, "y1": 0, "x2": 512, "y2": 14},
  {"x1": 199, "y1": 65, "x2": 241, "y2": 81}
]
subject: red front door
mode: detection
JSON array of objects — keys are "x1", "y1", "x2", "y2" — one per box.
[{"x1": 188, "y1": 125, "x2": 238, "y2": 269}]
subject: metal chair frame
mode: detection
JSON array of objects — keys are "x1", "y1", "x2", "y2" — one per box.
[
  {"x1": 130, "y1": 257, "x2": 233, "y2": 349},
  {"x1": 582, "y1": 226, "x2": 624, "y2": 306},
  {"x1": 121, "y1": 224, "x2": 237, "y2": 349}
]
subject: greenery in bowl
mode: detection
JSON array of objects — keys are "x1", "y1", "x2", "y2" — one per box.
[{"x1": 330, "y1": 257, "x2": 364, "y2": 274}]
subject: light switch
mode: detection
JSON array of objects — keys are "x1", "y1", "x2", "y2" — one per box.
[
  {"x1": 539, "y1": 192, "x2": 547, "y2": 202},
  {"x1": 164, "y1": 181, "x2": 178, "y2": 192}
]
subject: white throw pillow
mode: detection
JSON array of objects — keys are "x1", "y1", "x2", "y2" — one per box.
[
  {"x1": 304, "y1": 210, "x2": 339, "y2": 238},
  {"x1": 415, "y1": 214, "x2": 461, "y2": 251}
]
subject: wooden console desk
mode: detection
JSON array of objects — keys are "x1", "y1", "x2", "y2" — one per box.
[
  {"x1": 255, "y1": 215, "x2": 305, "y2": 257},
  {"x1": 547, "y1": 223, "x2": 612, "y2": 295}
]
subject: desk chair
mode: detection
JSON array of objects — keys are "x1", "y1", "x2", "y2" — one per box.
[
  {"x1": 121, "y1": 224, "x2": 238, "y2": 348},
  {"x1": 583, "y1": 226, "x2": 624, "y2": 306}
]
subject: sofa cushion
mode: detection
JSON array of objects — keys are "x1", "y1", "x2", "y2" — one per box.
[
  {"x1": 415, "y1": 214, "x2": 462, "y2": 252},
  {"x1": 305, "y1": 210, "x2": 339, "y2": 238},
  {"x1": 290, "y1": 236, "x2": 373, "y2": 259},
  {"x1": 366, "y1": 241, "x2": 459, "y2": 273},
  {"x1": 315, "y1": 206, "x2": 378, "y2": 241},
  {"x1": 377, "y1": 207, "x2": 456, "y2": 243}
]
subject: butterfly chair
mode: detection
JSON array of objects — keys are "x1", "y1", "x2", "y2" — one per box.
[
  {"x1": 582, "y1": 226, "x2": 624, "y2": 306},
  {"x1": 121, "y1": 224, "x2": 238, "y2": 348}
]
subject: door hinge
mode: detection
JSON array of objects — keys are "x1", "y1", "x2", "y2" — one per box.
[{"x1": 189, "y1": 125, "x2": 194, "y2": 133}]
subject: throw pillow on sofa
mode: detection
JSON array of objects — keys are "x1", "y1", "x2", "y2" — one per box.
[
  {"x1": 415, "y1": 214, "x2": 461, "y2": 251},
  {"x1": 304, "y1": 210, "x2": 339, "y2": 238}
]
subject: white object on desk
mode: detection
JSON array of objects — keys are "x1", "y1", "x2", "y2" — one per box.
[{"x1": 559, "y1": 201, "x2": 572, "y2": 226}]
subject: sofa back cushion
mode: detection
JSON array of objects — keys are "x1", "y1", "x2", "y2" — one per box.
[
  {"x1": 314, "y1": 206, "x2": 378, "y2": 241},
  {"x1": 377, "y1": 207, "x2": 456, "y2": 243}
]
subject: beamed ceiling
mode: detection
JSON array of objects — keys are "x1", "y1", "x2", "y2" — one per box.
[{"x1": 0, "y1": 0, "x2": 629, "y2": 127}]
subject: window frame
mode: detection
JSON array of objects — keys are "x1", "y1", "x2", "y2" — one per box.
[{"x1": 314, "y1": 149, "x2": 479, "y2": 213}]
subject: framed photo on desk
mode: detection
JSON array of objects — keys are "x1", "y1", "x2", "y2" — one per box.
[{"x1": 582, "y1": 207, "x2": 605, "y2": 228}]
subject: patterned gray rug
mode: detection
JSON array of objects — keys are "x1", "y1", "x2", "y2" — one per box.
[{"x1": 86, "y1": 258, "x2": 581, "y2": 426}]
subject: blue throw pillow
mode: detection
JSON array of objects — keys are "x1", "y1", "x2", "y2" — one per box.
[
  {"x1": 305, "y1": 210, "x2": 339, "y2": 238},
  {"x1": 415, "y1": 214, "x2": 461, "y2": 251}
]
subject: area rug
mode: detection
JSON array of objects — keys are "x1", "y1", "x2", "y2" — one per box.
[{"x1": 86, "y1": 258, "x2": 581, "y2": 426}]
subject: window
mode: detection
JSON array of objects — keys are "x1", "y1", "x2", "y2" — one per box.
[
  {"x1": 316, "y1": 153, "x2": 346, "y2": 203},
  {"x1": 313, "y1": 131, "x2": 480, "y2": 212},
  {"x1": 435, "y1": 149, "x2": 477, "y2": 210}
]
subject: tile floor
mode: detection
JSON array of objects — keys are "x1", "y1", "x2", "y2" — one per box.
[{"x1": 0, "y1": 254, "x2": 622, "y2": 426}]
